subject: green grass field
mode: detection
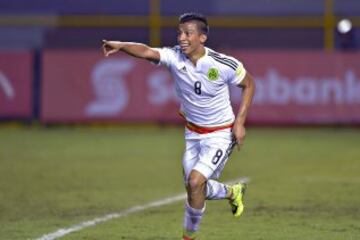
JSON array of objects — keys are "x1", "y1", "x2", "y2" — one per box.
[{"x1": 1, "y1": 126, "x2": 360, "y2": 240}]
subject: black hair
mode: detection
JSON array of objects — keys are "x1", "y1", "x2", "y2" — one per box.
[{"x1": 179, "y1": 12, "x2": 209, "y2": 35}]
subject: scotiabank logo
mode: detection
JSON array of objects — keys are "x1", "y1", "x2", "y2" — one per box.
[
  {"x1": 0, "y1": 71, "x2": 15, "y2": 101},
  {"x1": 85, "y1": 59, "x2": 134, "y2": 116},
  {"x1": 231, "y1": 69, "x2": 360, "y2": 105}
]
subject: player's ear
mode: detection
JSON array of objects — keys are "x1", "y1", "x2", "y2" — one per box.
[{"x1": 200, "y1": 33, "x2": 207, "y2": 44}]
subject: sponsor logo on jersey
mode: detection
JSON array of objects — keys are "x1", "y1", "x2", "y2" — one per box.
[{"x1": 207, "y1": 68, "x2": 219, "y2": 81}]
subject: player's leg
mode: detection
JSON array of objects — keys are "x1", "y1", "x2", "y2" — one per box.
[
  {"x1": 181, "y1": 131, "x2": 245, "y2": 239},
  {"x1": 182, "y1": 139, "x2": 201, "y2": 240},
  {"x1": 182, "y1": 138, "x2": 204, "y2": 240},
  {"x1": 196, "y1": 134, "x2": 246, "y2": 217},
  {"x1": 205, "y1": 178, "x2": 246, "y2": 217},
  {"x1": 206, "y1": 179, "x2": 231, "y2": 200},
  {"x1": 183, "y1": 170, "x2": 207, "y2": 239},
  {"x1": 182, "y1": 135, "x2": 233, "y2": 239},
  {"x1": 187, "y1": 170, "x2": 207, "y2": 209}
]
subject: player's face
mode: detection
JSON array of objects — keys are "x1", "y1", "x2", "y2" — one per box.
[{"x1": 177, "y1": 21, "x2": 207, "y2": 56}]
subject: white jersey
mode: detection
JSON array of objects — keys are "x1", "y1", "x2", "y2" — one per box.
[{"x1": 157, "y1": 46, "x2": 246, "y2": 127}]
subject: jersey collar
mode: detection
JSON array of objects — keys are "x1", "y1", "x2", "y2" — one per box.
[{"x1": 176, "y1": 47, "x2": 209, "y2": 72}]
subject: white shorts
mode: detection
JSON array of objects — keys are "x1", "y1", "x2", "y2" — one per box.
[{"x1": 182, "y1": 127, "x2": 236, "y2": 183}]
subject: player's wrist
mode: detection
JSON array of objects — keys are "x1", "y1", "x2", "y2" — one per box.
[
  {"x1": 114, "y1": 41, "x2": 124, "y2": 50},
  {"x1": 234, "y1": 117, "x2": 245, "y2": 127}
]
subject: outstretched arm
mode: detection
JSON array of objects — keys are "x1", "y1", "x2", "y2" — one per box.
[
  {"x1": 232, "y1": 72, "x2": 255, "y2": 150},
  {"x1": 102, "y1": 40, "x2": 160, "y2": 63}
]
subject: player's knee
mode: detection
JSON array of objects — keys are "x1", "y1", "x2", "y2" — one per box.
[{"x1": 187, "y1": 174, "x2": 206, "y2": 193}]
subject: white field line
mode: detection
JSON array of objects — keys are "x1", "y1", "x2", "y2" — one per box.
[{"x1": 35, "y1": 177, "x2": 250, "y2": 240}]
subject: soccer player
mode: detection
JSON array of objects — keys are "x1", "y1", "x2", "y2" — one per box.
[{"x1": 102, "y1": 12, "x2": 255, "y2": 240}]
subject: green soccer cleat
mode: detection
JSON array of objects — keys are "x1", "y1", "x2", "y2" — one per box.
[{"x1": 229, "y1": 182, "x2": 246, "y2": 218}]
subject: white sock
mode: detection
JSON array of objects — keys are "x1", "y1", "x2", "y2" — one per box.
[
  {"x1": 183, "y1": 201, "x2": 205, "y2": 233},
  {"x1": 206, "y1": 179, "x2": 228, "y2": 200}
]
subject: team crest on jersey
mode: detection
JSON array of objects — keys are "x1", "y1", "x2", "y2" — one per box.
[{"x1": 207, "y1": 68, "x2": 219, "y2": 81}]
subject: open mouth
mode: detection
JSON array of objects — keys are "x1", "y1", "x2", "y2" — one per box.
[{"x1": 180, "y1": 43, "x2": 190, "y2": 51}]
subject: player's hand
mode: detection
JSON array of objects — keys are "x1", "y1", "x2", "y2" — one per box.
[
  {"x1": 232, "y1": 123, "x2": 246, "y2": 151},
  {"x1": 102, "y1": 39, "x2": 120, "y2": 57}
]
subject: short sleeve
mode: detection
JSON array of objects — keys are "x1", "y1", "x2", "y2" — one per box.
[
  {"x1": 227, "y1": 59, "x2": 247, "y2": 86},
  {"x1": 156, "y1": 47, "x2": 177, "y2": 68}
]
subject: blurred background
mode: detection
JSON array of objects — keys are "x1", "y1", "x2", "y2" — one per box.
[
  {"x1": 1, "y1": 0, "x2": 359, "y2": 125},
  {"x1": 1, "y1": 1, "x2": 360, "y2": 240}
]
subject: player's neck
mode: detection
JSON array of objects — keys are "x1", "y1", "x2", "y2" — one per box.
[{"x1": 187, "y1": 46, "x2": 206, "y2": 66}]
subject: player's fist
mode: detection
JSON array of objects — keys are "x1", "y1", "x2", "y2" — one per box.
[
  {"x1": 102, "y1": 40, "x2": 121, "y2": 57},
  {"x1": 232, "y1": 123, "x2": 246, "y2": 151}
]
